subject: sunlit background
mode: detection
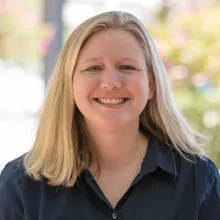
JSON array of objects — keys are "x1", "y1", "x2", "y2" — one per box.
[{"x1": 0, "y1": 0, "x2": 219, "y2": 171}]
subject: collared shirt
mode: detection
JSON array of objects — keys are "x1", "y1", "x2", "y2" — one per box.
[{"x1": 0, "y1": 134, "x2": 220, "y2": 220}]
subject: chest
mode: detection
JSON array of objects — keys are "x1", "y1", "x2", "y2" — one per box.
[
  {"x1": 94, "y1": 169, "x2": 139, "y2": 208},
  {"x1": 22, "y1": 172, "x2": 203, "y2": 220}
]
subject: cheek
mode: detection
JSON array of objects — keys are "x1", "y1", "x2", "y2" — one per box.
[
  {"x1": 73, "y1": 76, "x2": 98, "y2": 101},
  {"x1": 127, "y1": 77, "x2": 149, "y2": 101}
]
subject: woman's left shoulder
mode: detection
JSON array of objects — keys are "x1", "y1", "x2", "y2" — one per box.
[
  {"x1": 179, "y1": 154, "x2": 219, "y2": 192},
  {"x1": 194, "y1": 156, "x2": 219, "y2": 179},
  {"x1": 189, "y1": 156, "x2": 220, "y2": 202},
  {"x1": 192, "y1": 157, "x2": 220, "y2": 218}
]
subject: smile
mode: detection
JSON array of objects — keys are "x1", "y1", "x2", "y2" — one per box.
[{"x1": 94, "y1": 98, "x2": 128, "y2": 105}]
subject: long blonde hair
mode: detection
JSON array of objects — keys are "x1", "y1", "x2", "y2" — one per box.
[{"x1": 24, "y1": 11, "x2": 205, "y2": 187}]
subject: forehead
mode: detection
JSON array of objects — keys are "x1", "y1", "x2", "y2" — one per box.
[{"x1": 77, "y1": 28, "x2": 145, "y2": 61}]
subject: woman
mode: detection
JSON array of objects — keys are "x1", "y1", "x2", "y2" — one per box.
[{"x1": 0, "y1": 11, "x2": 219, "y2": 220}]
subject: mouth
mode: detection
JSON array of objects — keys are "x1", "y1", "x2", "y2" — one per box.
[{"x1": 93, "y1": 98, "x2": 129, "y2": 105}]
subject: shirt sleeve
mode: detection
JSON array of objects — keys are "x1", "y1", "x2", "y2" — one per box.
[
  {"x1": 0, "y1": 162, "x2": 25, "y2": 220},
  {"x1": 198, "y1": 161, "x2": 220, "y2": 220}
]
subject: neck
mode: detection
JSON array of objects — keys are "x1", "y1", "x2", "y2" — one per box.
[{"x1": 86, "y1": 120, "x2": 148, "y2": 172}]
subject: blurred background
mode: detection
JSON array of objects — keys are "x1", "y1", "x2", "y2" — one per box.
[{"x1": 0, "y1": 0, "x2": 219, "y2": 171}]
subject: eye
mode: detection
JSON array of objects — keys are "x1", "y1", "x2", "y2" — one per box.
[
  {"x1": 86, "y1": 66, "x2": 102, "y2": 72},
  {"x1": 120, "y1": 65, "x2": 136, "y2": 71}
]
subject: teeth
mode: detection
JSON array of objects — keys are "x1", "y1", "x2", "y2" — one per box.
[{"x1": 97, "y1": 98, "x2": 126, "y2": 104}]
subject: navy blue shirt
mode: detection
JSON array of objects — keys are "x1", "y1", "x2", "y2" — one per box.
[{"x1": 0, "y1": 135, "x2": 220, "y2": 220}]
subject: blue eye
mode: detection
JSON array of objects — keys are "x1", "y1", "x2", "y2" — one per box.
[
  {"x1": 120, "y1": 65, "x2": 135, "y2": 70},
  {"x1": 86, "y1": 66, "x2": 102, "y2": 71}
]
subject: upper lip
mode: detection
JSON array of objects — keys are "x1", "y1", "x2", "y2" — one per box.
[{"x1": 93, "y1": 97, "x2": 129, "y2": 99}]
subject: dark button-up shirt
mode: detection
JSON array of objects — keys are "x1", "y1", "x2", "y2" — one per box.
[{"x1": 0, "y1": 135, "x2": 220, "y2": 220}]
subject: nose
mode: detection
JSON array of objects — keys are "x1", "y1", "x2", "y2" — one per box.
[{"x1": 100, "y1": 69, "x2": 122, "y2": 90}]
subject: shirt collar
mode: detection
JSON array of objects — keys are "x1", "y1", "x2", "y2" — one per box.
[{"x1": 140, "y1": 134, "x2": 179, "y2": 177}]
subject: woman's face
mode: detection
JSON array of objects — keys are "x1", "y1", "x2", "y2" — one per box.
[{"x1": 73, "y1": 28, "x2": 154, "y2": 129}]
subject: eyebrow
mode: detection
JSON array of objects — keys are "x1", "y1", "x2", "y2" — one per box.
[
  {"x1": 120, "y1": 58, "x2": 141, "y2": 63},
  {"x1": 81, "y1": 57, "x2": 141, "y2": 64},
  {"x1": 81, "y1": 58, "x2": 102, "y2": 64}
]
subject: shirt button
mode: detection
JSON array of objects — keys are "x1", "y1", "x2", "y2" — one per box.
[{"x1": 112, "y1": 212, "x2": 118, "y2": 219}]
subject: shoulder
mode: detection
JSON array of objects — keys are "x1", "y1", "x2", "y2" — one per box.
[
  {"x1": 0, "y1": 154, "x2": 26, "y2": 185},
  {"x1": 0, "y1": 154, "x2": 26, "y2": 195},
  {"x1": 0, "y1": 154, "x2": 27, "y2": 219},
  {"x1": 180, "y1": 154, "x2": 219, "y2": 182},
  {"x1": 191, "y1": 157, "x2": 220, "y2": 218},
  {"x1": 194, "y1": 156, "x2": 219, "y2": 182},
  {"x1": 178, "y1": 154, "x2": 219, "y2": 198},
  {"x1": 194, "y1": 156, "x2": 219, "y2": 192}
]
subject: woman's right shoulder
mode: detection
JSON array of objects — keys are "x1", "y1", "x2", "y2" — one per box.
[
  {"x1": 0, "y1": 154, "x2": 26, "y2": 183},
  {"x1": 0, "y1": 154, "x2": 27, "y2": 193},
  {"x1": 0, "y1": 154, "x2": 27, "y2": 219}
]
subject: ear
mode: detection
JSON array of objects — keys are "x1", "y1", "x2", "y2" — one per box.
[{"x1": 148, "y1": 74, "x2": 155, "y2": 100}]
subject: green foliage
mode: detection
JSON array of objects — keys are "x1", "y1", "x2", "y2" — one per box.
[
  {"x1": 0, "y1": 0, "x2": 54, "y2": 61},
  {"x1": 148, "y1": 1, "x2": 220, "y2": 167}
]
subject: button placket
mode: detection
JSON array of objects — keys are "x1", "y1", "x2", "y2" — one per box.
[{"x1": 112, "y1": 212, "x2": 118, "y2": 219}]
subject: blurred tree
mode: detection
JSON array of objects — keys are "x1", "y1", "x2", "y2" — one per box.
[
  {"x1": 151, "y1": 0, "x2": 220, "y2": 86},
  {"x1": 148, "y1": 0, "x2": 220, "y2": 167},
  {"x1": 43, "y1": 0, "x2": 64, "y2": 86},
  {"x1": 157, "y1": 0, "x2": 170, "y2": 23},
  {"x1": 0, "y1": 0, "x2": 54, "y2": 61}
]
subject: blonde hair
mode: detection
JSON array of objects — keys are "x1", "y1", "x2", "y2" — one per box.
[{"x1": 24, "y1": 11, "x2": 205, "y2": 187}]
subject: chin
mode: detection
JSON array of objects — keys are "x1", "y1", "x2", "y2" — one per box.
[{"x1": 97, "y1": 117, "x2": 133, "y2": 130}]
